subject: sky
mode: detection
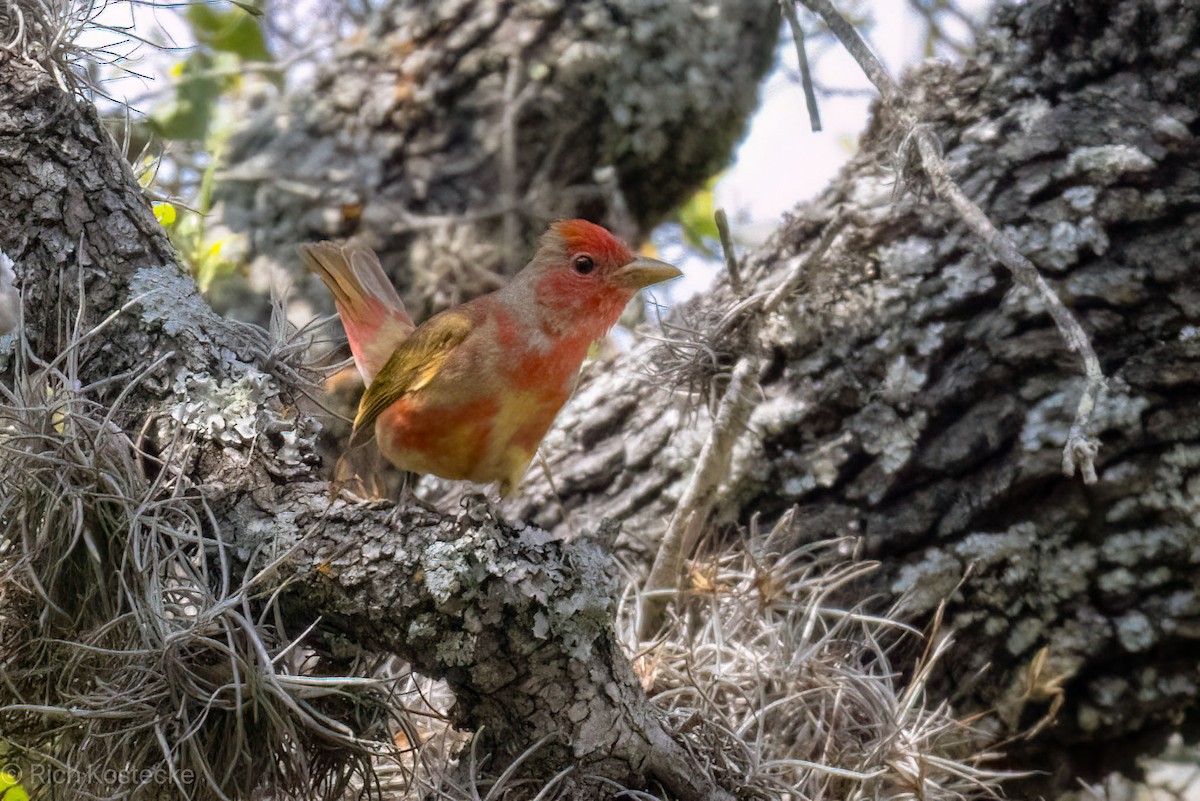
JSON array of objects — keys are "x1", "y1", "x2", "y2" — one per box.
[{"x1": 663, "y1": 0, "x2": 991, "y2": 300}]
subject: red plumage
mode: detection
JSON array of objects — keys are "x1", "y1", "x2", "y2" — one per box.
[{"x1": 302, "y1": 219, "x2": 681, "y2": 496}]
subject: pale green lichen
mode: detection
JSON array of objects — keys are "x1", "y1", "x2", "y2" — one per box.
[
  {"x1": 1020, "y1": 379, "x2": 1149, "y2": 453},
  {"x1": 891, "y1": 549, "x2": 962, "y2": 613},
  {"x1": 1101, "y1": 527, "x2": 1187, "y2": 567},
  {"x1": 1097, "y1": 567, "x2": 1138, "y2": 596},
  {"x1": 1005, "y1": 616, "x2": 1044, "y2": 656},
  {"x1": 808, "y1": 432, "x2": 856, "y2": 491},
  {"x1": 882, "y1": 354, "x2": 928, "y2": 401},
  {"x1": 1062, "y1": 186, "x2": 1098, "y2": 212},
  {"x1": 0, "y1": 249, "x2": 18, "y2": 338},
  {"x1": 170, "y1": 367, "x2": 268, "y2": 445},
  {"x1": 129, "y1": 265, "x2": 222, "y2": 338},
  {"x1": 422, "y1": 537, "x2": 485, "y2": 605},
  {"x1": 855, "y1": 405, "x2": 926, "y2": 493},
  {"x1": 878, "y1": 236, "x2": 936, "y2": 278},
  {"x1": 436, "y1": 631, "x2": 477, "y2": 666}
]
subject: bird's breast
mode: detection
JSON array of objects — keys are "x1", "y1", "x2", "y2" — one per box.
[{"x1": 373, "y1": 320, "x2": 586, "y2": 487}]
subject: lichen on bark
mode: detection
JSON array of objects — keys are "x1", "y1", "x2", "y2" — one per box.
[{"x1": 508, "y1": 0, "x2": 1200, "y2": 780}]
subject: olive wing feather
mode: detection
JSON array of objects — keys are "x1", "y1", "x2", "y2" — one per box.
[{"x1": 350, "y1": 311, "x2": 473, "y2": 447}]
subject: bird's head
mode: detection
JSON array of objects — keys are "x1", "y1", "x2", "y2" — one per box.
[{"x1": 516, "y1": 219, "x2": 681, "y2": 340}]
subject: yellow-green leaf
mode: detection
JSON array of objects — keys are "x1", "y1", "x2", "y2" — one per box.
[
  {"x1": 152, "y1": 202, "x2": 177, "y2": 226},
  {"x1": 185, "y1": 2, "x2": 271, "y2": 62},
  {"x1": 676, "y1": 176, "x2": 721, "y2": 257},
  {"x1": 0, "y1": 766, "x2": 29, "y2": 801}
]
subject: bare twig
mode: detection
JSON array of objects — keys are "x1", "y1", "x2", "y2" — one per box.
[
  {"x1": 762, "y1": 207, "x2": 846, "y2": 314},
  {"x1": 779, "y1": 0, "x2": 823, "y2": 132},
  {"x1": 638, "y1": 354, "x2": 760, "y2": 640},
  {"x1": 640, "y1": 207, "x2": 848, "y2": 637},
  {"x1": 794, "y1": 0, "x2": 1106, "y2": 483},
  {"x1": 713, "y1": 209, "x2": 742, "y2": 296}
]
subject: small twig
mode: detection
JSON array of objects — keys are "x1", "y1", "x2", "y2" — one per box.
[
  {"x1": 795, "y1": 0, "x2": 1106, "y2": 483},
  {"x1": 762, "y1": 207, "x2": 846, "y2": 315},
  {"x1": 912, "y1": 132, "x2": 1105, "y2": 481},
  {"x1": 779, "y1": 0, "x2": 823, "y2": 132},
  {"x1": 638, "y1": 354, "x2": 760, "y2": 640},
  {"x1": 713, "y1": 209, "x2": 743, "y2": 296},
  {"x1": 639, "y1": 208, "x2": 849, "y2": 637}
]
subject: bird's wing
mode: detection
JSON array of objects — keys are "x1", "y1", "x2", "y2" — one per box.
[
  {"x1": 349, "y1": 311, "x2": 474, "y2": 447},
  {"x1": 300, "y1": 241, "x2": 415, "y2": 386}
]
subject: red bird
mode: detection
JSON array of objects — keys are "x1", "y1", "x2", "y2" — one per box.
[{"x1": 302, "y1": 220, "x2": 681, "y2": 496}]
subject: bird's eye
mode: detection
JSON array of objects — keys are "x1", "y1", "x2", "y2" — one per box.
[{"x1": 573, "y1": 255, "x2": 595, "y2": 275}]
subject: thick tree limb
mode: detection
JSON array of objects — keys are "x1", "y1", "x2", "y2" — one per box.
[
  {"x1": 511, "y1": 1, "x2": 1200, "y2": 784},
  {"x1": 796, "y1": 0, "x2": 1106, "y2": 482},
  {"x1": 225, "y1": 488, "x2": 734, "y2": 800},
  {"x1": 0, "y1": 43, "x2": 734, "y2": 801}
]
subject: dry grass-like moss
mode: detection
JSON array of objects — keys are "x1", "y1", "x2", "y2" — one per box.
[
  {"x1": 622, "y1": 538, "x2": 1015, "y2": 801},
  {"x1": 1, "y1": 3, "x2": 1019, "y2": 799},
  {"x1": 0, "y1": 301, "x2": 410, "y2": 799}
]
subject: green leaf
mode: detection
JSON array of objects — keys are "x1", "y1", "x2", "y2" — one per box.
[
  {"x1": 193, "y1": 237, "x2": 242, "y2": 294},
  {"x1": 228, "y1": 1, "x2": 264, "y2": 16},
  {"x1": 185, "y1": 2, "x2": 271, "y2": 62},
  {"x1": 0, "y1": 767, "x2": 29, "y2": 801},
  {"x1": 152, "y1": 202, "x2": 177, "y2": 226}
]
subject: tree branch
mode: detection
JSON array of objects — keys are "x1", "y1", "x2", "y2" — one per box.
[
  {"x1": 0, "y1": 40, "x2": 734, "y2": 801},
  {"x1": 794, "y1": 0, "x2": 1106, "y2": 482}
]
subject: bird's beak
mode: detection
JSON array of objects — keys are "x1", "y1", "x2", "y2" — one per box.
[{"x1": 614, "y1": 256, "x2": 683, "y2": 290}]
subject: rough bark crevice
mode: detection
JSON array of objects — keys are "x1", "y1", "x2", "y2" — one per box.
[
  {"x1": 507, "y1": 0, "x2": 1200, "y2": 777},
  {"x1": 0, "y1": 48, "x2": 733, "y2": 801},
  {"x1": 214, "y1": 0, "x2": 778, "y2": 320}
]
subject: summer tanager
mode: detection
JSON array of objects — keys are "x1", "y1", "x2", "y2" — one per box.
[{"x1": 300, "y1": 219, "x2": 681, "y2": 496}]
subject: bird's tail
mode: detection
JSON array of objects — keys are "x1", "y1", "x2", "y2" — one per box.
[{"x1": 300, "y1": 242, "x2": 415, "y2": 386}]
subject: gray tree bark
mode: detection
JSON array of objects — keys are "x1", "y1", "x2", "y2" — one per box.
[
  {"x1": 214, "y1": 0, "x2": 778, "y2": 319},
  {"x1": 0, "y1": 32, "x2": 733, "y2": 801},
  {"x1": 508, "y1": 0, "x2": 1200, "y2": 783},
  {"x1": 3, "y1": 0, "x2": 1198, "y2": 797}
]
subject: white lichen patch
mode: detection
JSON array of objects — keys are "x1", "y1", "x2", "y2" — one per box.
[
  {"x1": 1063, "y1": 186, "x2": 1098, "y2": 212},
  {"x1": 1060, "y1": 144, "x2": 1156, "y2": 182},
  {"x1": 423, "y1": 532, "x2": 494, "y2": 605},
  {"x1": 749, "y1": 392, "x2": 809, "y2": 438},
  {"x1": 163, "y1": 338, "x2": 320, "y2": 476},
  {"x1": 953, "y1": 526, "x2": 1036, "y2": 573},
  {"x1": 882, "y1": 354, "x2": 928, "y2": 402},
  {"x1": 1115, "y1": 611, "x2": 1155, "y2": 652},
  {"x1": 941, "y1": 256, "x2": 997, "y2": 303},
  {"x1": 170, "y1": 368, "x2": 269, "y2": 445},
  {"x1": 1048, "y1": 217, "x2": 1110, "y2": 269},
  {"x1": 1006, "y1": 616, "x2": 1045, "y2": 656},
  {"x1": 1020, "y1": 379, "x2": 1149, "y2": 453},
  {"x1": 856, "y1": 404, "x2": 926, "y2": 484},
  {"x1": 1101, "y1": 527, "x2": 1188, "y2": 568},
  {"x1": 810, "y1": 431, "x2": 855, "y2": 490},
  {"x1": 0, "y1": 249, "x2": 18, "y2": 337},
  {"x1": 878, "y1": 236, "x2": 936, "y2": 277}
]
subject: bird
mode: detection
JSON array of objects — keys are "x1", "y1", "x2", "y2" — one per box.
[{"x1": 300, "y1": 219, "x2": 682, "y2": 497}]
